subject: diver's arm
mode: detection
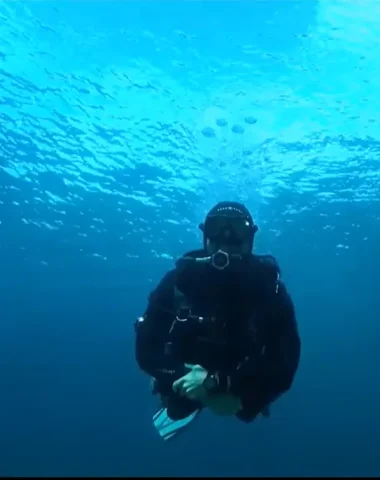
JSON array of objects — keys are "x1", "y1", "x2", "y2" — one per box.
[
  {"x1": 135, "y1": 270, "x2": 188, "y2": 388},
  {"x1": 237, "y1": 281, "x2": 300, "y2": 421},
  {"x1": 207, "y1": 282, "x2": 301, "y2": 421}
]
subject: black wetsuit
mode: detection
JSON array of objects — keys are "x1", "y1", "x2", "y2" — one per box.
[{"x1": 135, "y1": 250, "x2": 301, "y2": 422}]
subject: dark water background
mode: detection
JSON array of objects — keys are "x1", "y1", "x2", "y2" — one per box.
[{"x1": 1, "y1": 0, "x2": 379, "y2": 476}]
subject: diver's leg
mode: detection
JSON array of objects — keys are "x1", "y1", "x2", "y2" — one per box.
[
  {"x1": 151, "y1": 378, "x2": 201, "y2": 441},
  {"x1": 151, "y1": 377, "x2": 202, "y2": 420},
  {"x1": 166, "y1": 393, "x2": 202, "y2": 420},
  {"x1": 201, "y1": 392, "x2": 242, "y2": 416}
]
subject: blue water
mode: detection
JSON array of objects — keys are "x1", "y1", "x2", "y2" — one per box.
[{"x1": 1, "y1": 0, "x2": 379, "y2": 476}]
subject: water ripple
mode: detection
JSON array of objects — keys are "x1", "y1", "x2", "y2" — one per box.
[{"x1": 0, "y1": 0, "x2": 379, "y2": 264}]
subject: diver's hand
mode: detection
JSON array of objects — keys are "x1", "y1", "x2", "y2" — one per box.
[{"x1": 172, "y1": 364, "x2": 209, "y2": 401}]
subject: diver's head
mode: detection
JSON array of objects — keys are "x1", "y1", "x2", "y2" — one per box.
[{"x1": 199, "y1": 201, "x2": 258, "y2": 269}]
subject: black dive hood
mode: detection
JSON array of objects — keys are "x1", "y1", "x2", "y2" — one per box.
[{"x1": 177, "y1": 202, "x2": 259, "y2": 272}]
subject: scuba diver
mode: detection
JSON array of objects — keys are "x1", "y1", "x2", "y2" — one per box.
[{"x1": 135, "y1": 201, "x2": 301, "y2": 441}]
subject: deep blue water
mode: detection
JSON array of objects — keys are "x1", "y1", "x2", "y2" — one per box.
[{"x1": 1, "y1": 0, "x2": 380, "y2": 476}]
